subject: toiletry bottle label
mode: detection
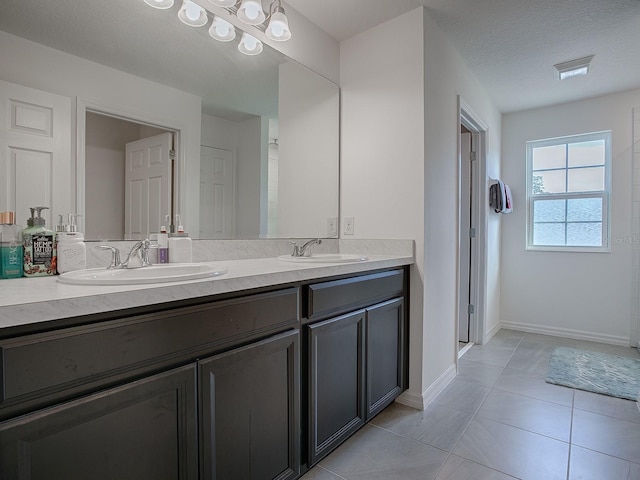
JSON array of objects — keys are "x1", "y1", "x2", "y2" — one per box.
[{"x1": 32, "y1": 234, "x2": 54, "y2": 265}]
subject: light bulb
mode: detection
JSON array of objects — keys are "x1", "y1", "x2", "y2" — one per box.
[
  {"x1": 244, "y1": 4, "x2": 260, "y2": 20},
  {"x1": 270, "y1": 23, "x2": 283, "y2": 37},
  {"x1": 237, "y1": 0, "x2": 265, "y2": 25},
  {"x1": 265, "y1": 8, "x2": 291, "y2": 41},
  {"x1": 244, "y1": 35, "x2": 257, "y2": 50},
  {"x1": 209, "y1": 16, "x2": 236, "y2": 42},
  {"x1": 185, "y1": 2, "x2": 200, "y2": 21},
  {"x1": 216, "y1": 23, "x2": 229, "y2": 37},
  {"x1": 238, "y1": 33, "x2": 263, "y2": 55},
  {"x1": 178, "y1": 0, "x2": 207, "y2": 27}
]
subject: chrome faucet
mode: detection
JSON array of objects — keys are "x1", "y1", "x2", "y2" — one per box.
[
  {"x1": 96, "y1": 239, "x2": 152, "y2": 269},
  {"x1": 290, "y1": 238, "x2": 322, "y2": 257}
]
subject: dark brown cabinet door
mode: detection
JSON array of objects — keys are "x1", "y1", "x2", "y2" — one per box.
[
  {"x1": 366, "y1": 297, "x2": 405, "y2": 420},
  {"x1": 307, "y1": 310, "x2": 366, "y2": 467},
  {"x1": 0, "y1": 364, "x2": 198, "y2": 480},
  {"x1": 199, "y1": 329, "x2": 300, "y2": 480}
]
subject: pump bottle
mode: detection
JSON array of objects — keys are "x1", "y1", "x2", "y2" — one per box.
[{"x1": 22, "y1": 206, "x2": 57, "y2": 277}]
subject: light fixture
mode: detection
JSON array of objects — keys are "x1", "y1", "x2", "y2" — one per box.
[
  {"x1": 237, "y1": 0, "x2": 266, "y2": 25},
  {"x1": 238, "y1": 32, "x2": 263, "y2": 55},
  {"x1": 209, "y1": 16, "x2": 236, "y2": 42},
  {"x1": 178, "y1": 0, "x2": 208, "y2": 27},
  {"x1": 144, "y1": 0, "x2": 175, "y2": 8},
  {"x1": 554, "y1": 55, "x2": 594, "y2": 80},
  {"x1": 142, "y1": 0, "x2": 292, "y2": 56},
  {"x1": 265, "y1": 1, "x2": 291, "y2": 41}
]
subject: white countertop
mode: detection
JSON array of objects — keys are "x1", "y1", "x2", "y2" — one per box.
[{"x1": 0, "y1": 255, "x2": 413, "y2": 330}]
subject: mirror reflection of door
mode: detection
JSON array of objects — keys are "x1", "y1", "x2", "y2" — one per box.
[
  {"x1": 200, "y1": 146, "x2": 235, "y2": 239},
  {"x1": 85, "y1": 112, "x2": 174, "y2": 240},
  {"x1": 0, "y1": 80, "x2": 72, "y2": 227},
  {"x1": 125, "y1": 132, "x2": 173, "y2": 239}
]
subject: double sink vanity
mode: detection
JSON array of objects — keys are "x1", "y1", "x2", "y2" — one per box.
[{"x1": 0, "y1": 240, "x2": 412, "y2": 479}]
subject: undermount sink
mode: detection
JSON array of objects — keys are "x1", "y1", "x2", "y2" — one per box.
[
  {"x1": 58, "y1": 263, "x2": 228, "y2": 285},
  {"x1": 277, "y1": 253, "x2": 368, "y2": 264}
]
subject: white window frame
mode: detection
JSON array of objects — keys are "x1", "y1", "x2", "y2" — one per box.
[{"x1": 526, "y1": 131, "x2": 611, "y2": 253}]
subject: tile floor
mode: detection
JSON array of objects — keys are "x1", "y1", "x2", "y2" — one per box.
[{"x1": 304, "y1": 329, "x2": 640, "y2": 480}]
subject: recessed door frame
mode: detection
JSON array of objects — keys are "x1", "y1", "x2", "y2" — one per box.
[
  {"x1": 457, "y1": 96, "x2": 489, "y2": 349},
  {"x1": 75, "y1": 97, "x2": 184, "y2": 236}
]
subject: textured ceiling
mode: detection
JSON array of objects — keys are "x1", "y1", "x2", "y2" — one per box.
[{"x1": 287, "y1": 0, "x2": 640, "y2": 113}]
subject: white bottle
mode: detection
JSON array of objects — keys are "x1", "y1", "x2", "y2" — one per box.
[
  {"x1": 57, "y1": 232, "x2": 87, "y2": 274},
  {"x1": 168, "y1": 219, "x2": 192, "y2": 263}
]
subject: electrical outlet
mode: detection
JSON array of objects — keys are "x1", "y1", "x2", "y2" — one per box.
[
  {"x1": 344, "y1": 216, "x2": 354, "y2": 235},
  {"x1": 327, "y1": 217, "x2": 338, "y2": 237}
]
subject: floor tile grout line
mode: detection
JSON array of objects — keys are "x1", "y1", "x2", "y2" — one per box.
[
  {"x1": 472, "y1": 410, "x2": 571, "y2": 444},
  {"x1": 566, "y1": 389, "x2": 576, "y2": 480},
  {"x1": 368, "y1": 422, "x2": 452, "y2": 457}
]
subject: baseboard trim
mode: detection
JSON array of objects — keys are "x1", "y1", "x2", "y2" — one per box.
[
  {"x1": 396, "y1": 363, "x2": 457, "y2": 411},
  {"x1": 484, "y1": 322, "x2": 501, "y2": 345},
  {"x1": 500, "y1": 321, "x2": 630, "y2": 347}
]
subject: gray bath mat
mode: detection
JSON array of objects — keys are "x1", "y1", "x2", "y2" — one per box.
[{"x1": 546, "y1": 347, "x2": 640, "y2": 401}]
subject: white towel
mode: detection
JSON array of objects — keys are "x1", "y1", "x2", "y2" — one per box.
[{"x1": 502, "y1": 182, "x2": 513, "y2": 214}]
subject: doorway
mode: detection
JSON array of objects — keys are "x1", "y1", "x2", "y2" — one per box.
[
  {"x1": 458, "y1": 125, "x2": 475, "y2": 345},
  {"x1": 81, "y1": 111, "x2": 176, "y2": 240},
  {"x1": 457, "y1": 98, "x2": 488, "y2": 355}
]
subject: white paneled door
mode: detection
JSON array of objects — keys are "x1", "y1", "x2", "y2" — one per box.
[
  {"x1": 124, "y1": 133, "x2": 173, "y2": 239},
  {"x1": 200, "y1": 146, "x2": 234, "y2": 239},
  {"x1": 0, "y1": 80, "x2": 72, "y2": 227}
]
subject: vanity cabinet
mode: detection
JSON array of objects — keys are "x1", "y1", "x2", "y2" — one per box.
[
  {"x1": 304, "y1": 270, "x2": 407, "y2": 467},
  {"x1": 0, "y1": 266, "x2": 409, "y2": 479},
  {"x1": 307, "y1": 310, "x2": 366, "y2": 466},
  {"x1": 199, "y1": 329, "x2": 300, "y2": 480},
  {"x1": 0, "y1": 287, "x2": 300, "y2": 480},
  {"x1": 0, "y1": 364, "x2": 198, "y2": 480}
]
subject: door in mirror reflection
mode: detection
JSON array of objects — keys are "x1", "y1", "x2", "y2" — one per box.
[
  {"x1": 200, "y1": 146, "x2": 235, "y2": 239},
  {"x1": 125, "y1": 132, "x2": 173, "y2": 239}
]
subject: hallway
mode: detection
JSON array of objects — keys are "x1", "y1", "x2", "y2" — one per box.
[{"x1": 305, "y1": 329, "x2": 640, "y2": 479}]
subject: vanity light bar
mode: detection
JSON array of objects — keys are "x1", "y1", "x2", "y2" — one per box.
[{"x1": 143, "y1": 0, "x2": 291, "y2": 55}]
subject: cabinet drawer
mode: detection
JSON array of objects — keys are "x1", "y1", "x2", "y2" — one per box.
[
  {"x1": 306, "y1": 270, "x2": 404, "y2": 320},
  {"x1": 0, "y1": 288, "x2": 298, "y2": 405}
]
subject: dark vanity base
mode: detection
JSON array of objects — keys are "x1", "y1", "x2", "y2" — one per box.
[{"x1": 0, "y1": 267, "x2": 409, "y2": 479}]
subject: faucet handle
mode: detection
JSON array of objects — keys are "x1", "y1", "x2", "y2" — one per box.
[
  {"x1": 288, "y1": 241, "x2": 301, "y2": 257},
  {"x1": 140, "y1": 239, "x2": 152, "y2": 267},
  {"x1": 96, "y1": 245, "x2": 121, "y2": 269}
]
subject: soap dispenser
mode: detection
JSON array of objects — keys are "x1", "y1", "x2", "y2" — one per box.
[
  {"x1": 22, "y1": 206, "x2": 57, "y2": 277},
  {"x1": 168, "y1": 214, "x2": 192, "y2": 263},
  {"x1": 56, "y1": 214, "x2": 86, "y2": 274}
]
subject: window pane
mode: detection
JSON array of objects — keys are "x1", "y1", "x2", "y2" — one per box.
[
  {"x1": 533, "y1": 169, "x2": 566, "y2": 193},
  {"x1": 567, "y1": 223, "x2": 602, "y2": 247},
  {"x1": 533, "y1": 199, "x2": 566, "y2": 222},
  {"x1": 568, "y1": 140, "x2": 605, "y2": 167},
  {"x1": 532, "y1": 144, "x2": 566, "y2": 170},
  {"x1": 568, "y1": 167, "x2": 604, "y2": 192},
  {"x1": 567, "y1": 198, "x2": 602, "y2": 222},
  {"x1": 533, "y1": 223, "x2": 565, "y2": 246}
]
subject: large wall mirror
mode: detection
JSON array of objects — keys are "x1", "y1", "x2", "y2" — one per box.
[{"x1": 0, "y1": 0, "x2": 339, "y2": 240}]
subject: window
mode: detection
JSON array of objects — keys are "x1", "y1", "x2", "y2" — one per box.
[{"x1": 526, "y1": 131, "x2": 611, "y2": 251}]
